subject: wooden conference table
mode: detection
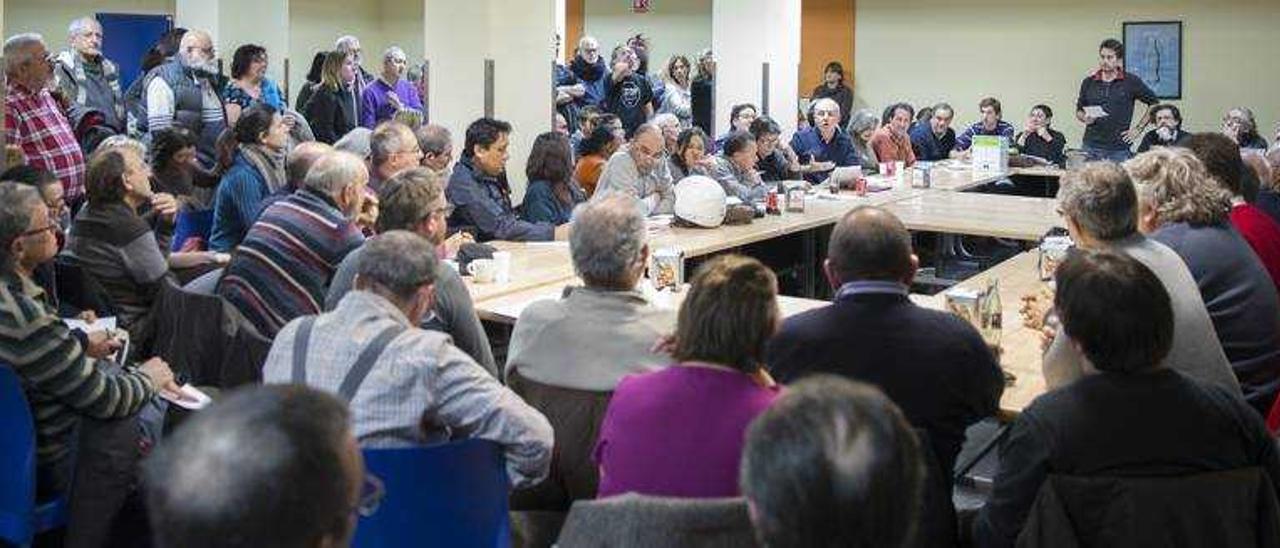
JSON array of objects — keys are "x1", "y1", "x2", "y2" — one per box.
[
  {"x1": 474, "y1": 251, "x2": 1045, "y2": 417},
  {"x1": 461, "y1": 162, "x2": 1063, "y2": 416}
]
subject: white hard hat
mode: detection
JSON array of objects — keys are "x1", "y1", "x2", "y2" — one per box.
[{"x1": 674, "y1": 175, "x2": 726, "y2": 228}]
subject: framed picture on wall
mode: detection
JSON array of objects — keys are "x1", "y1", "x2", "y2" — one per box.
[{"x1": 1122, "y1": 21, "x2": 1182, "y2": 99}]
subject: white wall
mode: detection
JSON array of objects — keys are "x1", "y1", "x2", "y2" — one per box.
[
  {"x1": 426, "y1": 0, "x2": 555, "y2": 202},
  {"x1": 287, "y1": 0, "x2": 423, "y2": 106},
  {"x1": 5, "y1": 0, "x2": 174, "y2": 49},
  {"x1": 582, "y1": 0, "x2": 711, "y2": 75},
  {"x1": 713, "y1": 0, "x2": 801, "y2": 139},
  {"x1": 855, "y1": 0, "x2": 1280, "y2": 148}
]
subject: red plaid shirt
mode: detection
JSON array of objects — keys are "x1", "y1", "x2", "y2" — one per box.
[{"x1": 5, "y1": 82, "x2": 85, "y2": 202}]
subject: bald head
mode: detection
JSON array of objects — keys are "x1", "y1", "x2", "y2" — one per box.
[
  {"x1": 628, "y1": 124, "x2": 664, "y2": 173},
  {"x1": 826, "y1": 206, "x2": 916, "y2": 285},
  {"x1": 287, "y1": 142, "x2": 333, "y2": 190}
]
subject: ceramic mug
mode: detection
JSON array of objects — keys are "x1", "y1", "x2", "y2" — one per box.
[{"x1": 468, "y1": 259, "x2": 499, "y2": 283}]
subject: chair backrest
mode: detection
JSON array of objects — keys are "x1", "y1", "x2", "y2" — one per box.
[
  {"x1": 352, "y1": 439, "x2": 511, "y2": 548},
  {"x1": 53, "y1": 255, "x2": 117, "y2": 317},
  {"x1": 0, "y1": 365, "x2": 38, "y2": 545},
  {"x1": 556, "y1": 493, "x2": 758, "y2": 548},
  {"x1": 1017, "y1": 468, "x2": 1280, "y2": 548}
]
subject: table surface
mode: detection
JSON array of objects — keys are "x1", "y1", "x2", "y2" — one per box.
[
  {"x1": 912, "y1": 251, "x2": 1048, "y2": 417},
  {"x1": 882, "y1": 189, "x2": 1062, "y2": 241},
  {"x1": 462, "y1": 241, "x2": 577, "y2": 302},
  {"x1": 476, "y1": 252, "x2": 1048, "y2": 417},
  {"x1": 465, "y1": 167, "x2": 1055, "y2": 416},
  {"x1": 648, "y1": 185, "x2": 922, "y2": 257}
]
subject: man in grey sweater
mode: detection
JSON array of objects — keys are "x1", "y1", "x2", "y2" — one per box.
[
  {"x1": 593, "y1": 124, "x2": 676, "y2": 216},
  {"x1": 325, "y1": 167, "x2": 497, "y2": 376},
  {"x1": 507, "y1": 193, "x2": 674, "y2": 391},
  {"x1": 1031, "y1": 163, "x2": 1240, "y2": 395}
]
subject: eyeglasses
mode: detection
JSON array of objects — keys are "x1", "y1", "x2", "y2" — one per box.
[
  {"x1": 19, "y1": 222, "x2": 59, "y2": 238},
  {"x1": 355, "y1": 473, "x2": 385, "y2": 518}
]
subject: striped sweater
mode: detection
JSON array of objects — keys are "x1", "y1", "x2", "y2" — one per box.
[
  {"x1": 0, "y1": 272, "x2": 154, "y2": 468},
  {"x1": 218, "y1": 188, "x2": 364, "y2": 338}
]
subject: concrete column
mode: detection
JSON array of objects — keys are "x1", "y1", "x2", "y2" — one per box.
[
  {"x1": 712, "y1": 0, "x2": 801, "y2": 138},
  {"x1": 425, "y1": 0, "x2": 555, "y2": 201}
]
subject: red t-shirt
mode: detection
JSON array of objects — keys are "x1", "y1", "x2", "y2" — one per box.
[{"x1": 1230, "y1": 203, "x2": 1280, "y2": 295}]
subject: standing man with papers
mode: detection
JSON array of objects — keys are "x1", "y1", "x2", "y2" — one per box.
[{"x1": 1076, "y1": 38, "x2": 1159, "y2": 162}]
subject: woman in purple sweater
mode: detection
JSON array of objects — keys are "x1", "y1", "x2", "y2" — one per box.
[{"x1": 594, "y1": 254, "x2": 781, "y2": 499}]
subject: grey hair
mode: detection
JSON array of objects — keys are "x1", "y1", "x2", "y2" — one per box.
[
  {"x1": 304, "y1": 151, "x2": 368, "y2": 197},
  {"x1": 632, "y1": 123, "x2": 661, "y2": 140},
  {"x1": 68, "y1": 17, "x2": 101, "y2": 37},
  {"x1": 416, "y1": 125, "x2": 452, "y2": 156},
  {"x1": 578, "y1": 36, "x2": 598, "y2": 49},
  {"x1": 96, "y1": 135, "x2": 147, "y2": 158},
  {"x1": 846, "y1": 108, "x2": 879, "y2": 137},
  {"x1": 4, "y1": 34, "x2": 46, "y2": 67},
  {"x1": 356, "y1": 230, "x2": 437, "y2": 302},
  {"x1": 370, "y1": 122, "x2": 413, "y2": 167},
  {"x1": 570, "y1": 194, "x2": 648, "y2": 288},
  {"x1": 652, "y1": 113, "x2": 679, "y2": 130},
  {"x1": 383, "y1": 46, "x2": 406, "y2": 63},
  {"x1": 334, "y1": 127, "x2": 373, "y2": 159},
  {"x1": 812, "y1": 97, "x2": 841, "y2": 116},
  {"x1": 1056, "y1": 162, "x2": 1138, "y2": 241},
  {"x1": 334, "y1": 35, "x2": 360, "y2": 52},
  {"x1": 1124, "y1": 147, "x2": 1232, "y2": 226},
  {"x1": 0, "y1": 183, "x2": 44, "y2": 274}
]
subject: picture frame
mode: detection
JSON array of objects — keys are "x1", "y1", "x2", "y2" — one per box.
[{"x1": 1122, "y1": 21, "x2": 1183, "y2": 99}]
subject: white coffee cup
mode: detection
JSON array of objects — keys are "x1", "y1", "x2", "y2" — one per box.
[
  {"x1": 468, "y1": 259, "x2": 499, "y2": 283},
  {"x1": 492, "y1": 251, "x2": 512, "y2": 283}
]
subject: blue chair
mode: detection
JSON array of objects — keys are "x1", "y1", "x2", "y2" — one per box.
[
  {"x1": 353, "y1": 439, "x2": 511, "y2": 548},
  {"x1": 0, "y1": 365, "x2": 68, "y2": 547}
]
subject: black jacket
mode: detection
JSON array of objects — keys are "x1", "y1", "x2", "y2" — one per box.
[
  {"x1": 302, "y1": 85, "x2": 356, "y2": 145},
  {"x1": 974, "y1": 369, "x2": 1280, "y2": 548},
  {"x1": 766, "y1": 291, "x2": 1004, "y2": 478},
  {"x1": 1016, "y1": 468, "x2": 1280, "y2": 548}
]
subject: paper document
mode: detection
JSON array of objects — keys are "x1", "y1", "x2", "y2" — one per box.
[
  {"x1": 62, "y1": 316, "x2": 117, "y2": 333},
  {"x1": 161, "y1": 384, "x2": 212, "y2": 410},
  {"x1": 1082, "y1": 105, "x2": 1108, "y2": 118}
]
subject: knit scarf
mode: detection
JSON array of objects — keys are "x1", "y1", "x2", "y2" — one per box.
[{"x1": 239, "y1": 143, "x2": 287, "y2": 194}]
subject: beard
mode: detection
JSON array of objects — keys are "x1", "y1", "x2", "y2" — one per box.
[{"x1": 181, "y1": 53, "x2": 218, "y2": 75}]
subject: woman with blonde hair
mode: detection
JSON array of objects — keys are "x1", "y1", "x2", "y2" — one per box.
[
  {"x1": 302, "y1": 50, "x2": 358, "y2": 144},
  {"x1": 1126, "y1": 147, "x2": 1280, "y2": 416}
]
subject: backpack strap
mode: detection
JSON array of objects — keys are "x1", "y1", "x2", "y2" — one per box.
[
  {"x1": 336, "y1": 325, "x2": 407, "y2": 403},
  {"x1": 290, "y1": 316, "x2": 317, "y2": 385}
]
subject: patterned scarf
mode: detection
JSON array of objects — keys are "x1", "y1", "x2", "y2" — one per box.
[{"x1": 239, "y1": 143, "x2": 287, "y2": 194}]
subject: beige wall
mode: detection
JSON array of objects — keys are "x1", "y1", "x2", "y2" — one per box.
[
  {"x1": 855, "y1": 0, "x2": 1280, "y2": 148},
  {"x1": 287, "y1": 0, "x2": 423, "y2": 106},
  {"x1": 582, "y1": 0, "x2": 711, "y2": 74},
  {"x1": 4, "y1": 0, "x2": 174, "y2": 48}
]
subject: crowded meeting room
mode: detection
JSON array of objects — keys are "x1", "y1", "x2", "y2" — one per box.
[{"x1": 3, "y1": 0, "x2": 1280, "y2": 546}]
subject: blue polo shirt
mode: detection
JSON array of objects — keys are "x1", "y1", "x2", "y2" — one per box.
[{"x1": 789, "y1": 127, "x2": 860, "y2": 184}]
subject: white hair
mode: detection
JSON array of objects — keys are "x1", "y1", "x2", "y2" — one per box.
[
  {"x1": 652, "y1": 113, "x2": 679, "y2": 130},
  {"x1": 383, "y1": 46, "x2": 406, "y2": 62},
  {"x1": 304, "y1": 151, "x2": 368, "y2": 197},
  {"x1": 68, "y1": 16, "x2": 101, "y2": 37},
  {"x1": 3, "y1": 34, "x2": 46, "y2": 67},
  {"x1": 335, "y1": 35, "x2": 360, "y2": 52},
  {"x1": 96, "y1": 135, "x2": 148, "y2": 159},
  {"x1": 578, "y1": 36, "x2": 598, "y2": 49}
]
